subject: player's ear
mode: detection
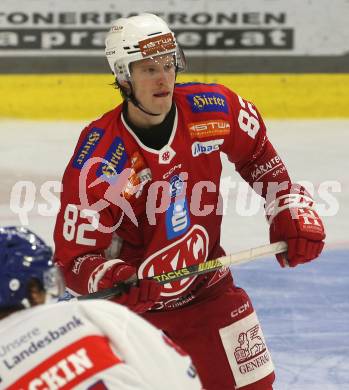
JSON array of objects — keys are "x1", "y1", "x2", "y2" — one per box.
[{"x1": 119, "y1": 80, "x2": 130, "y2": 91}]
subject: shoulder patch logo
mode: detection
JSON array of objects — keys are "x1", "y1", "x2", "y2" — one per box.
[
  {"x1": 97, "y1": 137, "x2": 127, "y2": 178},
  {"x1": 72, "y1": 128, "x2": 104, "y2": 170},
  {"x1": 187, "y1": 93, "x2": 229, "y2": 113}
]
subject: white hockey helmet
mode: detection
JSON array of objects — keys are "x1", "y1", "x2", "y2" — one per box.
[{"x1": 105, "y1": 13, "x2": 186, "y2": 82}]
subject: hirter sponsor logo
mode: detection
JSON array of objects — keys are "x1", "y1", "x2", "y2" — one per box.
[
  {"x1": 73, "y1": 128, "x2": 104, "y2": 170},
  {"x1": 138, "y1": 225, "x2": 209, "y2": 297},
  {"x1": 188, "y1": 120, "x2": 230, "y2": 139},
  {"x1": 97, "y1": 136, "x2": 127, "y2": 178},
  {"x1": 187, "y1": 92, "x2": 228, "y2": 113}
]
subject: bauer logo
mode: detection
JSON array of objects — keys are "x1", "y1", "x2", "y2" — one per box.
[
  {"x1": 72, "y1": 128, "x2": 104, "y2": 169},
  {"x1": 187, "y1": 93, "x2": 228, "y2": 113},
  {"x1": 97, "y1": 137, "x2": 127, "y2": 178},
  {"x1": 192, "y1": 139, "x2": 224, "y2": 157}
]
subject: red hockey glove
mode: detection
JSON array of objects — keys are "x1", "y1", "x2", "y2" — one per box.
[
  {"x1": 266, "y1": 190, "x2": 325, "y2": 267},
  {"x1": 89, "y1": 259, "x2": 162, "y2": 313}
]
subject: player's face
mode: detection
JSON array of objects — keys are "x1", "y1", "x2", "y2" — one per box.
[{"x1": 130, "y1": 54, "x2": 176, "y2": 116}]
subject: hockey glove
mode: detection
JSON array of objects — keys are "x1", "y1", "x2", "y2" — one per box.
[
  {"x1": 89, "y1": 259, "x2": 162, "y2": 313},
  {"x1": 266, "y1": 187, "x2": 325, "y2": 267}
]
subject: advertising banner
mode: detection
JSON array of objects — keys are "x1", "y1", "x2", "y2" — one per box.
[{"x1": 0, "y1": 0, "x2": 348, "y2": 56}]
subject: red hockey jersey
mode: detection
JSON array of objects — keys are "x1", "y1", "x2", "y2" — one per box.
[{"x1": 54, "y1": 82, "x2": 290, "y2": 311}]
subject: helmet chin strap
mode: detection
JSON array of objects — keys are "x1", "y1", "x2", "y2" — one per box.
[
  {"x1": 125, "y1": 82, "x2": 161, "y2": 117},
  {"x1": 127, "y1": 95, "x2": 161, "y2": 117}
]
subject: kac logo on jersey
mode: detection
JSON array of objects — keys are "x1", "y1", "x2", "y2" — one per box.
[
  {"x1": 73, "y1": 128, "x2": 104, "y2": 170},
  {"x1": 187, "y1": 93, "x2": 228, "y2": 113},
  {"x1": 97, "y1": 137, "x2": 127, "y2": 178},
  {"x1": 166, "y1": 198, "x2": 190, "y2": 240},
  {"x1": 192, "y1": 139, "x2": 224, "y2": 157},
  {"x1": 138, "y1": 225, "x2": 209, "y2": 297}
]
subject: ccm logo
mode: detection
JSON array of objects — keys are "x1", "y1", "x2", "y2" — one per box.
[{"x1": 231, "y1": 301, "x2": 250, "y2": 318}]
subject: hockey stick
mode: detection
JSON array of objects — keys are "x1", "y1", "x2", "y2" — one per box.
[{"x1": 77, "y1": 240, "x2": 287, "y2": 301}]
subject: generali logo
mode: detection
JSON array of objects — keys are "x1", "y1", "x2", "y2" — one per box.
[
  {"x1": 234, "y1": 324, "x2": 267, "y2": 365},
  {"x1": 188, "y1": 120, "x2": 231, "y2": 139}
]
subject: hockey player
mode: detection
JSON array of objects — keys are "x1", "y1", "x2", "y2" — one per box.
[
  {"x1": 53, "y1": 13, "x2": 326, "y2": 390},
  {"x1": 0, "y1": 226, "x2": 202, "y2": 389}
]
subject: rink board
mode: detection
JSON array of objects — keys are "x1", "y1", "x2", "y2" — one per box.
[{"x1": 1, "y1": 73, "x2": 348, "y2": 119}]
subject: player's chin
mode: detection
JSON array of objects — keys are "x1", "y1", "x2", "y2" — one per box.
[{"x1": 152, "y1": 97, "x2": 172, "y2": 113}]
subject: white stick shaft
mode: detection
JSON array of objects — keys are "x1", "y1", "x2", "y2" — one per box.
[{"x1": 216, "y1": 240, "x2": 288, "y2": 268}]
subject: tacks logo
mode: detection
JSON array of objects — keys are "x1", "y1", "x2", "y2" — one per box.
[
  {"x1": 97, "y1": 137, "x2": 127, "y2": 178},
  {"x1": 138, "y1": 225, "x2": 209, "y2": 296},
  {"x1": 73, "y1": 128, "x2": 104, "y2": 170},
  {"x1": 192, "y1": 139, "x2": 224, "y2": 157},
  {"x1": 187, "y1": 92, "x2": 228, "y2": 113}
]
